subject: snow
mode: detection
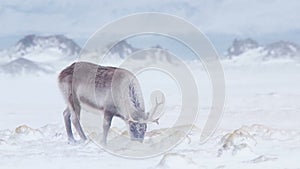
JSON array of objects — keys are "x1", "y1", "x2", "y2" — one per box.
[{"x1": 0, "y1": 59, "x2": 300, "y2": 168}]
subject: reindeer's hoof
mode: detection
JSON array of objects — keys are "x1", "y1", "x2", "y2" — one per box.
[
  {"x1": 100, "y1": 140, "x2": 107, "y2": 147},
  {"x1": 68, "y1": 139, "x2": 90, "y2": 145},
  {"x1": 77, "y1": 138, "x2": 89, "y2": 144},
  {"x1": 68, "y1": 138, "x2": 78, "y2": 145},
  {"x1": 68, "y1": 138, "x2": 90, "y2": 145}
]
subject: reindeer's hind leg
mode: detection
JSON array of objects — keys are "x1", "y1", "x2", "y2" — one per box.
[
  {"x1": 63, "y1": 107, "x2": 75, "y2": 143},
  {"x1": 69, "y1": 94, "x2": 87, "y2": 141},
  {"x1": 102, "y1": 110, "x2": 114, "y2": 145}
]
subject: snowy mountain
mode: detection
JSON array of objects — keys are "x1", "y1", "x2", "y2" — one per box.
[
  {"x1": 225, "y1": 38, "x2": 300, "y2": 61},
  {"x1": 0, "y1": 35, "x2": 81, "y2": 75},
  {"x1": 99, "y1": 41, "x2": 175, "y2": 66},
  {"x1": 1, "y1": 35, "x2": 300, "y2": 75},
  {"x1": 109, "y1": 40, "x2": 138, "y2": 59},
  {"x1": 0, "y1": 35, "x2": 174, "y2": 75},
  {"x1": 0, "y1": 58, "x2": 51, "y2": 75},
  {"x1": 227, "y1": 38, "x2": 260, "y2": 57},
  {"x1": 16, "y1": 34, "x2": 80, "y2": 57},
  {"x1": 263, "y1": 41, "x2": 300, "y2": 59}
]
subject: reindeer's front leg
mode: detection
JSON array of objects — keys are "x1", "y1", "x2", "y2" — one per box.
[{"x1": 102, "y1": 111, "x2": 113, "y2": 145}]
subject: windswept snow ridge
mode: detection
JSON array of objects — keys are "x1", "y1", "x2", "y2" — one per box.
[{"x1": 1, "y1": 124, "x2": 300, "y2": 169}]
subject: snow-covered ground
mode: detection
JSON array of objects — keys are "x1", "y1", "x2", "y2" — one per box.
[{"x1": 0, "y1": 59, "x2": 300, "y2": 169}]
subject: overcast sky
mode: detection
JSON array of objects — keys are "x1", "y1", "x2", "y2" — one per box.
[{"x1": 0, "y1": 0, "x2": 299, "y2": 51}]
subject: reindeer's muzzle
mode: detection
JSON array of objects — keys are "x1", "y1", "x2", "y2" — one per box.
[{"x1": 131, "y1": 137, "x2": 144, "y2": 143}]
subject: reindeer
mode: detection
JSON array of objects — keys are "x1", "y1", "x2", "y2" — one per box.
[{"x1": 58, "y1": 62, "x2": 164, "y2": 144}]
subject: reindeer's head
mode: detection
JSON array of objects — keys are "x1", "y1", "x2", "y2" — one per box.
[
  {"x1": 128, "y1": 91, "x2": 165, "y2": 143},
  {"x1": 128, "y1": 120, "x2": 147, "y2": 142}
]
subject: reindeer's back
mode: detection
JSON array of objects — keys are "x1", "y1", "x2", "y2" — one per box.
[
  {"x1": 58, "y1": 62, "x2": 121, "y2": 86},
  {"x1": 58, "y1": 62, "x2": 145, "y2": 118}
]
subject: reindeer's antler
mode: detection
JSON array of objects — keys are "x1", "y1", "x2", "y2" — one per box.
[{"x1": 147, "y1": 91, "x2": 165, "y2": 124}]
